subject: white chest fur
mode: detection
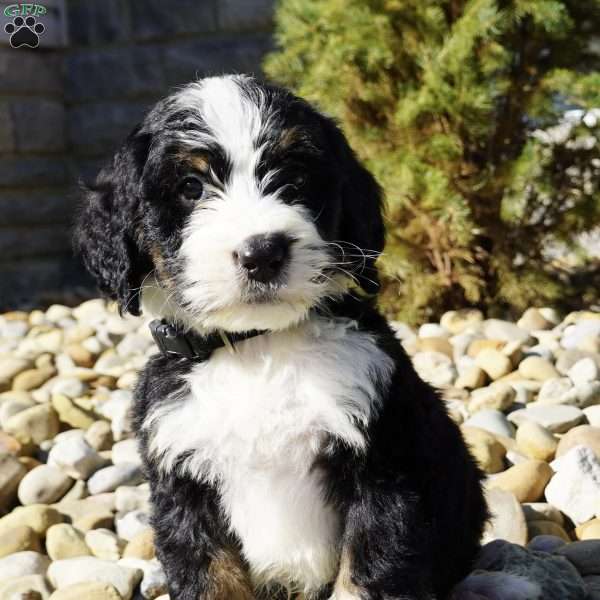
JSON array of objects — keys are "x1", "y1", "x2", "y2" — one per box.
[{"x1": 145, "y1": 317, "x2": 394, "y2": 593}]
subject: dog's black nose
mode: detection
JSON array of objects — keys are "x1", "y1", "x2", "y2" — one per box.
[{"x1": 234, "y1": 233, "x2": 290, "y2": 283}]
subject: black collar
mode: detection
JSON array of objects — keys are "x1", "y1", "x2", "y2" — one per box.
[{"x1": 149, "y1": 319, "x2": 267, "y2": 361}]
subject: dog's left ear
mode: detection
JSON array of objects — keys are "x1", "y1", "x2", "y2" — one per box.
[
  {"x1": 322, "y1": 117, "x2": 385, "y2": 294},
  {"x1": 74, "y1": 128, "x2": 152, "y2": 315}
]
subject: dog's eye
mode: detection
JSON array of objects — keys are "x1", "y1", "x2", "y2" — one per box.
[{"x1": 179, "y1": 176, "x2": 204, "y2": 201}]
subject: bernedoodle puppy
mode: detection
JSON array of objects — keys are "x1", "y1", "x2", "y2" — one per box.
[{"x1": 75, "y1": 74, "x2": 487, "y2": 600}]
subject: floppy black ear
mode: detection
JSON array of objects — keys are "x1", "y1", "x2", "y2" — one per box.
[
  {"x1": 74, "y1": 130, "x2": 152, "y2": 315},
  {"x1": 323, "y1": 118, "x2": 385, "y2": 294}
]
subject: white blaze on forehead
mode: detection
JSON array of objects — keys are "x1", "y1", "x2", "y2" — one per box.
[{"x1": 176, "y1": 75, "x2": 267, "y2": 175}]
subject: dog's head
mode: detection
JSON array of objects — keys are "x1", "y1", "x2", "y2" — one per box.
[{"x1": 75, "y1": 75, "x2": 384, "y2": 332}]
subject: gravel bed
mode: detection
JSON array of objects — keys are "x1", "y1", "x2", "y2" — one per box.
[{"x1": 0, "y1": 300, "x2": 599, "y2": 599}]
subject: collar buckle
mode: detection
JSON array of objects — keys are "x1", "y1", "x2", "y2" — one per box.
[{"x1": 149, "y1": 319, "x2": 197, "y2": 359}]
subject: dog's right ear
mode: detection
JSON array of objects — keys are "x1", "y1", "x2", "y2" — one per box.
[{"x1": 74, "y1": 128, "x2": 152, "y2": 316}]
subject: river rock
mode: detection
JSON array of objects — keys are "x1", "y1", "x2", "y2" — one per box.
[
  {"x1": 455, "y1": 366, "x2": 487, "y2": 390},
  {"x1": 115, "y1": 485, "x2": 150, "y2": 514},
  {"x1": 56, "y1": 495, "x2": 116, "y2": 522},
  {"x1": 556, "y1": 425, "x2": 600, "y2": 461},
  {"x1": 516, "y1": 421, "x2": 558, "y2": 462},
  {"x1": 528, "y1": 534, "x2": 568, "y2": 553},
  {"x1": 482, "y1": 488, "x2": 527, "y2": 545},
  {"x1": 417, "y1": 336, "x2": 453, "y2": 358},
  {"x1": 483, "y1": 320, "x2": 532, "y2": 343},
  {"x1": 73, "y1": 511, "x2": 115, "y2": 532},
  {"x1": 12, "y1": 367, "x2": 55, "y2": 392},
  {"x1": 95, "y1": 390, "x2": 134, "y2": 441},
  {"x1": 84, "y1": 421, "x2": 113, "y2": 451},
  {"x1": 0, "y1": 551, "x2": 50, "y2": 579},
  {"x1": 584, "y1": 406, "x2": 600, "y2": 427},
  {"x1": 475, "y1": 349, "x2": 513, "y2": 380},
  {"x1": 556, "y1": 350, "x2": 600, "y2": 375},
  {"x1": 118, "y1": 557, "x2": 167, "y2": 599},
  {"x1": 48, "y1": 557, "x2": 143, "y2": 600},
  {"x1": 48, "y1": 581, "x2": 123, "y2": 600},
  {"x1": 0, "y1": 525, "x2": 41, "y2": 557},
  {"x1": 577, "y1": 381, "x2": 600, "y2": 406},
  {"x1": 546, "y1": 446, "x2": 600, "y2": 524},
  {"x1": 0, "y1": 431, "x2": 25, "y2": 456},
  {"x1": 522, "y1": 502, "x2": 564, "y2": 526},
  {"x1": 538, "y1": 377, "x2": 577, "y2": 405},
  {"x1": 50, "y1": 377, "x2": 87, "y2": 399},
  {"x1": 468, "y1": 383, "x2": 515, "y2": 413},
  {"x1": 48, "y1": 436, "x2": 108, "y2": 480},
  {"x1": 467, "y1": 339, "x2": 505, "y2": 359},
  {"x1": 527, "y1": 520, "x2": 570, "y2": 542},
  {"x1": 0, "y1": 357, "x2": 32, "y2": 390},
  {"x1": 60, "y1": 479, "x2": 88, "y2": 502},
  {"x1": 18, "y1": 465, "x2": 73, "y2": 505},
  {"x1": 116, "y1": 510, "x2": 150, "y2": 542},
  {"x1": 51, "y1": 394, "x2": 95, "y2": 430},
  {"x1": 517, "y1": 308, "x2": 553, "y2": 332},
  {"x1": 412, "y1": 351, "x2": 456, "y2": 387},
  {"x1": 453, "y1": 539, "x2": 587, "y2": 600},
  {"x1": 46, "y1": 523, "x2": 91, "y2": 560},
  {"x1": 85, "y1": 528, "x2": 124, "y2": 561},
  {"x1": 525, "y1": 343, "x2": 555, "y2": 361},
  {"x1": 117, "y1": 333, "x2": 153, "y2": 357},
  {"x1": 4, "y1": 404, "x2": 60, "y2": 444},
  {"x1": 88, "y1": 464, "x2": 143, "y2": 495},
  {"x1": 440, "y1": 309, "x2": 484, "y2": 335},
  {"x1": 72, "y1": 298, "x2": 108, "y2": 324},
  {"x1": 557, "y1": 540, "x2": 600, "y2": 575},
  {"x1": 569, "y1": 358, "x2": 599, "y2": 385},
  {"x1": 0, "y1": 394, "x2": 35, "y2": 427},
  {"x1": 518, "y1": 356, "x2": 559, "y2": 381},
  {"x1": 464, "y1": 409, "x2": 515, "y2": 438},
  {"x1": 562, "y1": 320, "x2": 600, "y2": 351},
  {"x1": 0, "y1": 505, "x2": 63, "y2": 537},
  {"x1": 64, "y1": 342, "x2": 95, "y2": 368},
  {"x1": 0, "y1": 452, "x2": 27, "y2": 510},
  {"x1": 123, "y1": 528, "x2": 155, "y2": 560},
  {"x1": 585, "y1": 575, "x2": 600, "y2": 600},
  {"x1": 487, "y1": 460, "x2": 553, "y2": 502},
  {"x1": 508, "y1": 403, "x2": 585, "y2": 433},
  {"x1": 576, "y1": 518, "x2": 600, "y2": 541},
  {"x1": 112, "y1": 439, "x2": 141, "y2": 466},
  {"x1": 0, "y1": 574, "x2": 52, "y2": 599},
  {"x1": 461, "y1": 426, "x2": 506, "y2": 473}
]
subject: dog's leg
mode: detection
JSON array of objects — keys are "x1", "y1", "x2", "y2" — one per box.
[
  {"x1": 331, "y1": 486, "x2": 436, "y2": 600},
  {"x1": 330, "y1": 549, "x2": 364, "y2": 600},
  {"x1": 204, "y1": 548, "x2": 256, "y2": 600},
  {"x1": 149, "y1": 472, "x2": 255, "y2": 600}
]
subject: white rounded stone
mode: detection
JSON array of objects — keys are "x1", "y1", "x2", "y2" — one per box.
[
  {"x1": 18, "y1": 465, "x2": 73, "y2": 505},
  {"x1": 48, "y1": 437, "x2": 109, "y2": 481},
  {"x1": 48, "y1": 556, "x2": 142, "y2": 600}
]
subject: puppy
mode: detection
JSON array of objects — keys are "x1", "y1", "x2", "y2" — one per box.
[{"x1": 75, "y1": 75, "x2": 487, "y2": 600}]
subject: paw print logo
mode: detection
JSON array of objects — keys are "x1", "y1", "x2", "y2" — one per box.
[{"x1": 4, "y1": 16, "x2": 45, "y2": 48}]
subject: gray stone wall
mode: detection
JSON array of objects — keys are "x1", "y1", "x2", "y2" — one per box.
[{"x1": 0, "y1": 0, "x2": 274, "y2": 308}]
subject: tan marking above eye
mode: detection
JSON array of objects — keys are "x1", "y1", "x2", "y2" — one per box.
[
  {"x1": 175, "y1": 151, "x2": 211, "y2": 174},
  {"x1": 190, "y1": 155, "x2": 211, "y2": 174}
]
